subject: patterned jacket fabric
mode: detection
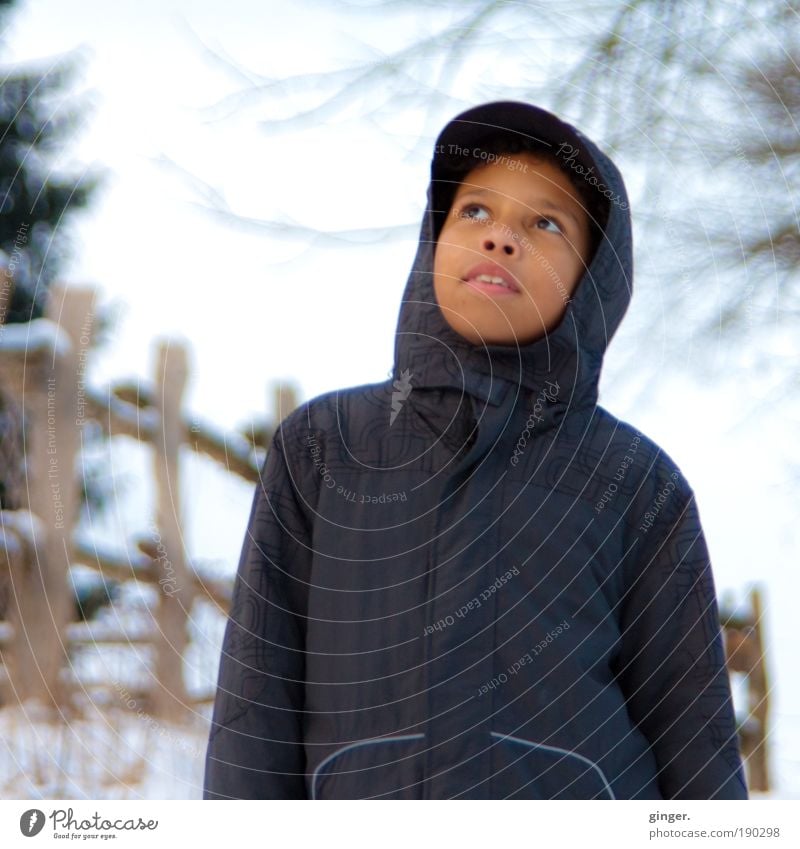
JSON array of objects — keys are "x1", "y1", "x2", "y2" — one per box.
[{"x1": 203, "y1": 101, "x2": 748, "y2": 800}]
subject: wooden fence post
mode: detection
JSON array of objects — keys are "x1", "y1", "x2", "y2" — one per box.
[
  {"x1": 5, "y1": 283, "x2": 95, "y2": 710},
  {"x1": 722, "y1": 585, "x2": 771, "y2": 793},
  {"x1": 272, "y1": 382, "x2": 297, "y2": 429},
  {"x1": 150, "y1": 339, "x2": 191, "y2": 721},
  {"x1": 744, "y1": 588, "x2": 769, "y2": 792}
]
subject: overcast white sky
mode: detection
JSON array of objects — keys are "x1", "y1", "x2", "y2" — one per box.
[{"x1": 3, "y1": 0, "x2": 799, "y2": 796}]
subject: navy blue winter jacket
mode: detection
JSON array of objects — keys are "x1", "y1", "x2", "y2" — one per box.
[{"x1": 204, "y1": 101, "x2": 748, "y2": 800}]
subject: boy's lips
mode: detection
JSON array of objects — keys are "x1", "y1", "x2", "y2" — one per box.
[{"x1": 462, "y1": 261, "x2": 521, "y2": 295}]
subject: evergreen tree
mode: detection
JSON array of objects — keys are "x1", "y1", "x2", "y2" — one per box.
[{"x1": 1, "y1": 0, "x2": 99, "y2": 322}]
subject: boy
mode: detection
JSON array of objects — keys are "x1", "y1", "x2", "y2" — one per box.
[{"x1": 204, "y1": 101, "x2": 748, "y2": 799}]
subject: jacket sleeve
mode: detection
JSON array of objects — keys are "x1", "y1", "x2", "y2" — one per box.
[
  {"x1": 612, "y1": 483, "x2": 748, "y2": 799},
  {"x1": 204, "y1": 430, "x2": 311, "y2": 799}
]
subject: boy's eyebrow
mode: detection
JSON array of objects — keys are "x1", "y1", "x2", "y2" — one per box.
[{"x1": 457, "y1": 188, "x2": 584, "y2": 230}]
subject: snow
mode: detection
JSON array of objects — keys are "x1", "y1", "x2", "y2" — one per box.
[
  {"x1": 0, "y1": 700, "x2": 210, "y2": 799},
  {"x1": 0, "y1": 317, "x2": 73, "y2": 360},
  {"x1": 0, "y1": 509, "x2": 46, "y2": 555}
]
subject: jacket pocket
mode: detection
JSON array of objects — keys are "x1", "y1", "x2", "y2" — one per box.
[
  {"x1": 310, "y1": 733, "x2": 425, "y2": 800},
  {"x1": 490, "y1": 731, "x2": 615, "y2": 799}
]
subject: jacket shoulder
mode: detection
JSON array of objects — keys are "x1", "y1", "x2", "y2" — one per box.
[
  {"x1": 588, "y1": 405, "x2": 696, "y2": 527},
  {"x1": 593, "y1": 406, "x2": 692, "y2": 484},
  {"x1": 272, "y1": 380, "x2": 393, "y2": 475},
  {"x1": 276, "y1": 380, "x2": 391, "y2": 437}
]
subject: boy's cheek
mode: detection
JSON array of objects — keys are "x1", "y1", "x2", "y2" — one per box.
[{"x1": 433, "y1": 238, "x2": 466, "y2": 278}]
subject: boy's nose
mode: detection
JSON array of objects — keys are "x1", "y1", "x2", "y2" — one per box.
[{"x1": 481, "y1": 224, "x2": 518, "y2": 257}]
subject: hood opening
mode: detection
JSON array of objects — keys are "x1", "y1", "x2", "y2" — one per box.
[{"x1": 391, "y1": 100, "x2": 633, "y2": 410}]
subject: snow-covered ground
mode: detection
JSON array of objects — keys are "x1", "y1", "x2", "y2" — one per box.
[
  {"x1": 0, "y1": 583, "x2": 215, "y2": 800},
  {"x1": 0, "y1": 701, "x2": 210, "y2": 799}
]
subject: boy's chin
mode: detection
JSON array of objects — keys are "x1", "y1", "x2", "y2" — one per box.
[{"x1": 446, "y1": 320, "x2": 547, "y2": 348}]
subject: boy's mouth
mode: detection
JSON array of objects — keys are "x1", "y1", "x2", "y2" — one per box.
[{"x1": 462, "y1": 262, "x2": 520, "y2": 295}]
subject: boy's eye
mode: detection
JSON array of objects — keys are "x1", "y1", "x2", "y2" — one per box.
[
  {"x1": 536, "y1": 216, "x2": 564, "y2": 234},
  {"x1": 460, "y1": 203, "x2": 491, "y2": 222}
]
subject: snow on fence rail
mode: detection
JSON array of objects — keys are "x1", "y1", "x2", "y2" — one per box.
[{"x1": 0, "y1": 281, "x2": 297, "y2": 723}]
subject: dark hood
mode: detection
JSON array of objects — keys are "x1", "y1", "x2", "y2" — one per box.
[{"x1": 391, "y1": 101, "x2": 633, "y2": 424}]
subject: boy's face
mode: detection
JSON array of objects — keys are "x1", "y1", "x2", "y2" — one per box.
[{"x1": 433, "y1": 153, "x2": 593, "y2": 346}]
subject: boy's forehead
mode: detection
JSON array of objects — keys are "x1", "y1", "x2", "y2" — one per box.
[{"x1": 453, "y1": 156, "x2": 586, "y2": 210}]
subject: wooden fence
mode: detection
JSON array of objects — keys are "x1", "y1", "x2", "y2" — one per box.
[{"x1": 0, "y1": 281, "x2": 297, "y2": 722}]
